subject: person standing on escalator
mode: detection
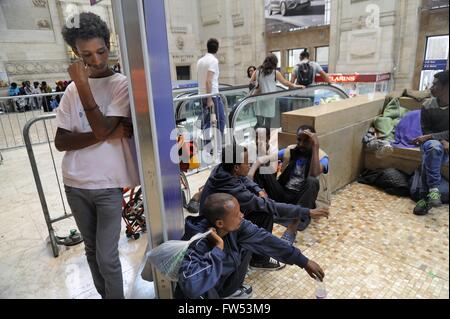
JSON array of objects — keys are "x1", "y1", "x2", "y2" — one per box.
[
  {"x1": 291, "y1": 49, "x2": 331, "y2": 87},
  {"x1": 197, "y1": 38, "x2": 226, "y2": 163},
  {"x1": 249, "y1": 54, "x2": 303, "y2": 130}
]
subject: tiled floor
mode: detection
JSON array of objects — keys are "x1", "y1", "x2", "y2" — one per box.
[
  {"x1": 0, "y1": 145, "x2": 448, "y2": 299},
  {"x1": 247, "y1": 183, "x2": 449, "y2": 299},
  {"x1": 0, "y1": 145, "x2": 152, "y2": 299}
]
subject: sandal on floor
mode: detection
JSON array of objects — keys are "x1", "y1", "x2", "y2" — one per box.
[
  {"x1": 56, "y1": 230, "x2": 84, "y2": 247},
  {"x1": 280, "y1": 231, "x2": 295, "y2": 245}
]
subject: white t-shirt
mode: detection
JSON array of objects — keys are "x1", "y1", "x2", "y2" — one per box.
[
  {"x1": 56, "y1": 73, "x2": 140, "y2": 190},
  {"x1": 197, "y1": 53, "x2": 219, "y2": 94}
]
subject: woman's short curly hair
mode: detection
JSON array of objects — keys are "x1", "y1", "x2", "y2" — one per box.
[{"x1": 61, "y1": 12, "x2": 110, "y2": 50}]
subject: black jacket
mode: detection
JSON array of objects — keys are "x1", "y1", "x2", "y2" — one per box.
[{"x1": 199, "y1": 165, "x2": 310, "y2": 220}]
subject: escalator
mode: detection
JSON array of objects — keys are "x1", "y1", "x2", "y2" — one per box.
[
  {"x1": 173, "y1": 84, "x2": 348, "y2": 171},
  {"x1": 229, "y1": 84, "x2": 349, "y2": 145}
]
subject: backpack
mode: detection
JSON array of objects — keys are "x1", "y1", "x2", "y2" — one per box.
[
  {"x1": 358, "y1": 168, "x2": 411, "y2": 197},
  {"x1": 296, "y1": 62, "x2": 314, "y2": 86},
  {"x1": 50, "y1": 98, "x2": 59, "y2": 110}
]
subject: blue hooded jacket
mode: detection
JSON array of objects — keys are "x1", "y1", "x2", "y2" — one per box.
[
  {"x1": 199, "y1": 164, "x2": 310, "y2": 220},
  {"x1": 177, "y1": 216, "x2": 309, "y2": 299}
]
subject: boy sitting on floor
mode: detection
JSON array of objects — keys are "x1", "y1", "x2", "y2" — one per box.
[{"x1": 175, "y1": 193, "x2": 325, "y2": 299}]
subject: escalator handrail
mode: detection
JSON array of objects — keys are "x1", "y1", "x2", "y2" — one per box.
[
  {"x1": 172, "y1": 83, "x2": 237, "y2": 96},
  {"x1": 173, "y1": 85, "x2": 254, "y2": 122},
  {"x1": 173, "y1": 92, "x2": 225, "y2": 103},
  {"x1": 174, "y1": 92, "x2": 230, "y2": 122},
  {"x1": 229, "y1": 84, "x2": 349, "y2": 129}
]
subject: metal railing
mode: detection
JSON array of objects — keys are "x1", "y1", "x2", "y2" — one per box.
[
  {"x1": 23, "y1": 113, "x2": 72, "y2": 257},
  {"x1": 0, "y1": 92, "x2": 64, "y2": 150},
  {"x1": 1, "y1": 85, "x2": 250, "y2": 152}
]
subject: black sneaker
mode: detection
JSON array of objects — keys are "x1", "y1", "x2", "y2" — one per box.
[
  {"x1": 224, "y1": 284, "x2": 253, "y2": 299},
  {"x1": 413, "y1": 199, "x2": 430, "y2": 216},
  {"x1": 427, "y1": 190, "x2": 442, "y2": 208},
  {"x1": 249, "y1": 258, "x2": 286, "y2": 271}
]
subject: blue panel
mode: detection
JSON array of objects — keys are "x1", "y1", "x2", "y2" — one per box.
[
  {"x1": 423, "y1": 59, "x2": 448, "y2": 71},
  {"x1": 143, "y1": 0, "x2": 183, "y2": 240},
  {"x1": 172, "y1": 80, "x2": 199, "y2": 89}
]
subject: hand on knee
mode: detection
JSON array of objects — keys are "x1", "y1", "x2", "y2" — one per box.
[{"x1": 423, "y1": 140, "x2": 444, "y2": 154}]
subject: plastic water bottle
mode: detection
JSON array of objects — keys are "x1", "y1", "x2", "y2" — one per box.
[{"x1": 315, "y1": 278, "x2": 327, "y2": 299}]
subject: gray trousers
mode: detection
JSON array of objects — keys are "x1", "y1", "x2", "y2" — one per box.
[{"x1": 64, "y1": 185, "x2": 124, "y2": 299}]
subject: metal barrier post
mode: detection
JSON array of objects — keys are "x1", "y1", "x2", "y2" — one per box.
[
  {"x1": 0, "y1": 92, "x2": 64, "y2": 150},
  {"x1": 23, "y1": 114, "x2": 73, "y2": 257}
]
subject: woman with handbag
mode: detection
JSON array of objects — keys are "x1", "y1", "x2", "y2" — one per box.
[{"x1": 250, "y1": 54, "x2": 303, "y2": 130}]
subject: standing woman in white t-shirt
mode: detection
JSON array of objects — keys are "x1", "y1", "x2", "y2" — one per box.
[{"x1": 55, "y1": 12, "x2": 140, "y2": 299}]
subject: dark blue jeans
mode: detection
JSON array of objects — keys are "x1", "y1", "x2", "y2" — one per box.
[
  {"x1": 421, "y1": 140, "x2": 449, "y2": 190},
  {"x1": 200, "y1": 97, "x2": 226, "y2": 147}
]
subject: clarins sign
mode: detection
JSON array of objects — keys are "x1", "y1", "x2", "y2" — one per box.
[
  {"x1": 328, "y1": 75, "x2": 357, "y2": 82},
  {"x1": 316, "y1": 73, "x2": 391, "y2": 83}
]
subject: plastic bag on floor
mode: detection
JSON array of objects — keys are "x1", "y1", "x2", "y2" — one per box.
[{"x1": 146, "y1": 230, "x2": 212, "y2": 281}]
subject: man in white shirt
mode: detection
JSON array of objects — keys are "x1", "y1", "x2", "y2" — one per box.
[
  {"x1": 197, "y1": 38, "x2": 226, "y2": 159},
  {"x1": 56, "y1": 12, "x2": 139, "y2": 299},
  {"x1": 291, "y1": 49, "x2": 330, "y2": 86}
]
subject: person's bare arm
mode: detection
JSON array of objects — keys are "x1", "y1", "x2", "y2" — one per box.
[
  {"x1": 320, "y1": 70, "x2": 331, "y2": 84},
  {"x1": 55, "y1": 120, "x2": 133, "y2": 152},
  {"x1": 303, "y1": 130, "x2": 323, "y2": 177},
  {"x1": 247, "y1": 152, "x2": 279, "y2": 180},
  {"x1": 250, "y1": 70, "x2": 257, "y2": 83},
  {"x1": 291, "y1": 71, "x2": 297, "y2": 84},
  {"x1": 68, "y1": 61, "x2": 123, "y2": 140},
  {"x1": 276, "y1": 71, "x2": 304, "y2": 89},
  {"x1": 54, "y1": 128, "x2": 100, "y2": 152},
  {"x1": 206, "y1": 70, "x2": 215, "y2": 108},
  {"x1": 309, "y1": 148, "x2": 322, "y2": 177}
]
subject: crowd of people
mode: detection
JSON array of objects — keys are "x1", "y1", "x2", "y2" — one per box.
[
  {"x1": 5, "y1": 64, "x2": 120, "y2": 114},
  {"x1": 6, "y1": 80, "x2": 69, "y2": 112},
  {"x1": 48, "y1": 11, "x2": 448, "y2": 300}
]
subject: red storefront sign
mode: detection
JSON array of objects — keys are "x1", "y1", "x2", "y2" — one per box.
[{"x1": 316, "y1": 73, "x2": 391, "y2": 83}]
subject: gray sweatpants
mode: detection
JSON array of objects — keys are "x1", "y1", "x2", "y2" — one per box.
[{"x1": 64, "y1": 185, "x2": 124, "y2": 299}]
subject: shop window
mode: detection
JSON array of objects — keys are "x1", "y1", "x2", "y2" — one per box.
[
  {"x1": 287, "y1": 48, "x2": 306, "y2": 69},
  {"x1": 424, "y1": 0, "x2": 449, "y2": 9},
  {"x1": 176, "y1": 66, "x2": 191, "y2": 80},
  {"x1": 315, "y1": 46, "x2": 329, "y2": 73},
  {"x1": 420, "y1": 35, "x2": 449, "y2": 90},
  {"x1": 324, "y1": 0, "x2": 331, "y2": 25},
  {"x1": 271, "y1": 51, "x2": 282, "y2": 69}
]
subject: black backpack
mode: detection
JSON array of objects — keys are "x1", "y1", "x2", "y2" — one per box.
[{"x1": 296, "y1": 62, "x2": 314, "y2": 86}]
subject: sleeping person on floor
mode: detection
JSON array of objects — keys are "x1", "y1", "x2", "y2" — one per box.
[
  {"x1": 198, "y1": 144, "x2": 329, "y2": 271},
  {"x1": 174, "y1": 193, "x2": 325, "y2": 299}
]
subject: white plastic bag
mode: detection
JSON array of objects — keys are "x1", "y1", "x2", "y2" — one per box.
[{"x1": 146, "y1": 230, "x2": 212, "y2": 282}]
